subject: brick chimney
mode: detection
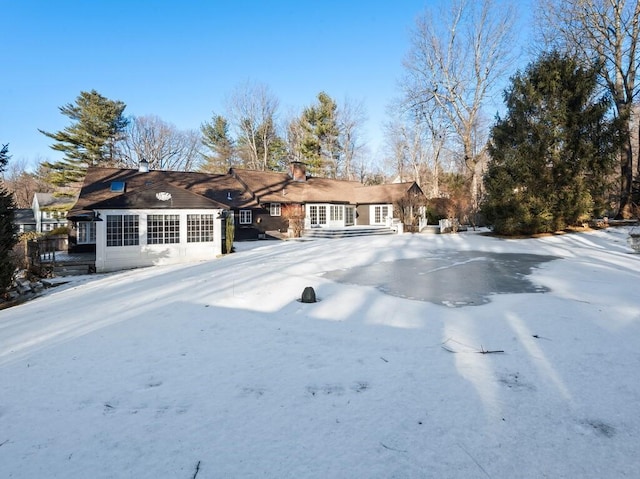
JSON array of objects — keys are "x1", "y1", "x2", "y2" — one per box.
[{"x1": 290, "y1": 161, "x2": 307, "y2": 182}]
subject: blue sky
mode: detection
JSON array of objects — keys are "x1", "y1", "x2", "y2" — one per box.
[{"x1": 2, "y1": 1, "x2": 532, "y2": 168}]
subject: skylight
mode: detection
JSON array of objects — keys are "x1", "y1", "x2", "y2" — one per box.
[{"x1": 110, "y1": 181, "x2": 125, "y2": 193}]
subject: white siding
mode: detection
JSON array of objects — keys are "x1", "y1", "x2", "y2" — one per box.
[{"x1": 94, "y1": 208, "x2": 223, "y2": 273}]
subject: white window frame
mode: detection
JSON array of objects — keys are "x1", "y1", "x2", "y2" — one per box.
[
  {"x1": 187, "y1": 214, "x2": 214, "y2": 243},
  {"x1": 77, "y1": 221, "x2": 96, "y2": 244},
  {"x1": 345, "y1": 206, "x2": 355, "y2": 226},
  {"x1": 107, "y1": 214, "x2": 140, "y2": 247},
  {"x1": 372, "y1": 205, "x2": 390, "y2": 225},
  {"x1": 239, "y1": 210, "x2": 252, "y2": 224},
  {"x1": 147, "y1": 214, "x2": 180, "y2": 245},
  {"x1": 330, "y1": 205, "x2": 343, "y2": 222},
  {"x1": 270, "y1": 203, "x2": 281, "y2": 217}
]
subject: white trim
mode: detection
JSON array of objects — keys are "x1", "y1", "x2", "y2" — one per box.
[
  {"x1": 239, "y1": 209, "x2": 252, "y2": 224},
  {"x1": 370, "y1": 204, "x2": 392, "y2": 225},
  {"x1": 305, "y1": 203, "x2": 349, "y2": 228},
  {"x1": 270, "y1": 203, "x2": 281, "y2": 216},
  {"x1": 94, "y1": 208, "x2": 223, "y2": 273},
  {"x1": 77, "y1": 221, "x2": 96, "y2": 244}
]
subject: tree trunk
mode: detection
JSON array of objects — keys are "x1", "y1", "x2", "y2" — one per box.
[{"x1": 616, "y1": 103, "x2": 635, "y2": 219}]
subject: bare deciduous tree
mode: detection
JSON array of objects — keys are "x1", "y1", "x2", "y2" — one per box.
[
  {"x1": 338, "y1": 97, "x2": 368, "y2": 181},
  {"x1": 120, "y1": 115, "x2": 202, "y2": 171},
  {"x1": 402, "y1": 0, "x2": 516, "y2": 203},
  {"x1": 385, "y1": 101, "x2": 451, "y2": 197},
  {"x1": 285, "y1": 110, "x2": 306, "y2": 164},
  {"x1": 1, "y1": 157, "x2": 52, "y2": 208},
  {"x1": 535, "y1": 0, "x2": 640, "y2": 218},
  {"x1": 227, "y1": 81, "x2": 281, "y2": 171}
]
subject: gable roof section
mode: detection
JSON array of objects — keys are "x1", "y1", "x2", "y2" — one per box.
[
  {"x1": 69, "y1": 167, "x2": 256, "y2": 219},
  {"x1": 88, "y1": 181, "x2": 227, "y2": 210},
  {"x1": 13, "y1": 208, "x2": 36, "y2": 225},
  {"x1": 33, "y1": 192, "x2": 77, "y2": 210},
  {"x1": 352, "y1": 182, "x2": 422, "y2": 204},
  {"x1": 230, "y1": 168, "x2": 398, "y2": 204}
]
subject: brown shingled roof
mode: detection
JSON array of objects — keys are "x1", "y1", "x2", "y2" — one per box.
[
  {"x1": 230, "y1": 168, "x2": 417, "y2": 205},
  {"x1": 70, "y1": 166, "x2": 425, "y2": 219},
  {"x1": 352, "y1": 182, "x2": 422, "y2": 204},
  {"x1": 68, "y1": 167, "x2": 255, "y2": 219}
]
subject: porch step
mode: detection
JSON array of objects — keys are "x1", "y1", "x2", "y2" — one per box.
[
  {"x1": 420, "y1": 225, "x2": 441, "y2": 234},
  {"x1": 49, "y1": 262, "x2": 95, "y2": 277},
  {"x1": 303, "y1": 227, "x2": 395, "y2": 239}
]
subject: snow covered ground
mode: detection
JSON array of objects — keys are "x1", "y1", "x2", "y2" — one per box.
[{"x1": 1, "y1": 227, "x2": 639, "y2": 479}]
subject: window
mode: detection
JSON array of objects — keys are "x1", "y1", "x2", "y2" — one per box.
[
  {"x1": 345, "y1": 206, "x2": 355, "y2": 226},
  {"x1": 374, "y1": 206, "x2": 389, "y2": 224},
  {"x1": 239, "y1": 210, "x2": 252, "y2": 224},
  {"x1": 330, "y1": 205, "x2": 343, "y2": 222},
  {"x1": 270, "y1": 203, "x2": 281, "y2": 216},
  {"x1": 107, "y1": 215, "x2": 139, "y2": 246},
  {"x1": 77, "y1": 222, "x2": 96, "y2": 244},
  {"x1": 318, "y1": 206, "x2": 327, "y2": 224},
  {"x1": 187, "y1": 214, "x2": 214, "y2": 242},
  {"x1": 309, "y1": 205, "x2": 327, "y2": 225},
  {"x1": 110, "y1": 181, "x2": 125, "y2": 192},
  {"x1": 147, "y1": 214, "x2": 180, "y2": 244}
]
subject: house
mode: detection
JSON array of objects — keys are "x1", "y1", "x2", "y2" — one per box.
[
  {"x1": 228, "y1": 162, "x2": 425, "y2": 235},
  {"x1": 13, "y1": 209, "x2": 36, "y2": 233},
  {"x1": 32, "y1": 192, "x2": 75, "y2": 233},
  {"x1": 67, "y1": 162, "x2": 236, "y2": 272},
  {"x1": 67, "y1": 161, "x2": 426, "y2": 272}
]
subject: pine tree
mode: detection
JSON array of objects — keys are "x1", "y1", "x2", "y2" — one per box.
[
  {"x1": 299, "y1": 92, "x2": 341, "y2": 177},
  {"x1": 482, "y1": 51, "x2": 616, "y2": 235},
  {"x1": 200, "y1": 114, "x2": 236, "y2": 173},
  {"x1": 39, "y1": 90, "x2": 128, "y2": 187},
  {"x1": 0, "y1": 144, "x2": 18, "y2": 291}
]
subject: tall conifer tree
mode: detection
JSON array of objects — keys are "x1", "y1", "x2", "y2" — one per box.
[
  {"x1": 0, "y1": 144, "x2": 18, "y2": 291},
  {"x1": 200, "y1": 114, "x2": 236, "y2": 173},
  {"x1": 483, "y1": 52, "x2": 616, "y2": 235},
  {"x1": 299, "y1": 92, "x2": 341, "y2": 177},
  {"x1": 40, "y1": 90, "x2": 128, "y2": 187}
]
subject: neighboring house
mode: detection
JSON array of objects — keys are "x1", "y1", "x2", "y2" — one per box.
[
  {"x1": 68, "y1": 161, "x2": 426, "y2": 272},
  {"x1": 13, "y1": 209, "x2": 36, "y2": 233},
  {"x1": 32, "y1": 192, "x2": 75, "y2": 233}
]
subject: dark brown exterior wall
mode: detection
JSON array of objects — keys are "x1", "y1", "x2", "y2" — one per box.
[
  {"x1": 356, "y1": 205, "x2": 370, "y2": 225},
  {"x1": 234, "y1": 207, "x2": 289, "y2": 239},
  {"x1": 257, "y1": 212, "x2": 288, "y2": 232}
]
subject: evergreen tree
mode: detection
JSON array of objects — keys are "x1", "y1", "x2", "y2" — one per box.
[
  {"x1": 299, "y1": 92, "x2": 341, "y2": 177},
  {"x1": 200, "y1": 114, "x2": 236, "y2": 173},
  {"x1": 39, "y1": 90, "x2": 128, "y2": 187},
  {"x1": 0, "y1": 144, "x2": 18, "y2": 291},
  {"x1": 482, "y1": 51, "x2": 616, "y2": 235}
]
